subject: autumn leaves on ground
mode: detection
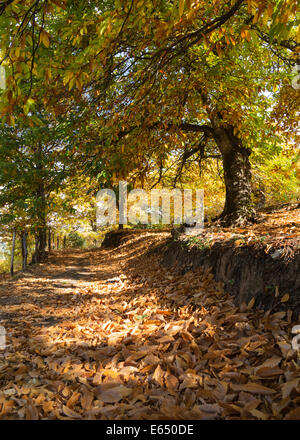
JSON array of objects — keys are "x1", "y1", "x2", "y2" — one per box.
[{"x1": 0, "y1": 230, "x2": 300, "y2": 420}]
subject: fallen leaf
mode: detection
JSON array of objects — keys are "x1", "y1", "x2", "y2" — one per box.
[
  {"x1": 284, "y1": 407, "x2": 300, "y2": 420},
  {"x1": 62, "y1": 405, "x2": 82, "y2": 419},
  {"x1": 165, "y1": 374, "x2": 179, "y2": 391},
  {"x1": 95, "y1": 385, "x2": 132, "y2": 403},
  {"x1": 80, "y1": 389, "x2": 94, "y2": 410},
  {"x1": 247, "y1": 298, "x2": 255, "y2": 310},
  {"x1": 67, "y1": 391, "x2": 81, "y2": 408},
  {"x1": 0, "y1": 400, "x2": 15, "y2": 417},
  {"x1": 152, "y1": 364, "x2": 165, "y2": 387},
  {"x1": 231, "y1": 383, "x2": 276, "y2": 395}
]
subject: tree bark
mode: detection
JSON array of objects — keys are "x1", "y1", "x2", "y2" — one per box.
[
  {"x1": 179, "y1": 119, "x2": 256, "y2": 226},
  {"x1": 10, "y1": 229, "x2": 16, "y2": 276},
  {"x1": 33, "y1": 142, "x2": 47, "y2": 263},
  {"x1": 37, "y1": 227, "x2": 47, "y2": 259},
  {"x1": 21, "y1": 231, "x2": 28, "y2": 271},
  {"x1": 48, "y1": 228, "x2": 51, "y2": 251},
  {"x1": 34, "y1": 235, "x2": 39, "y2": 264},
  {"x1": 212, "y1": 125, "x2": 255, "y2": 225}
]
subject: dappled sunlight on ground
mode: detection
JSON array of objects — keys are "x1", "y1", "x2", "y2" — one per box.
[{"x1": 0, "y1": 231, "x2": 299, "y2": 420}]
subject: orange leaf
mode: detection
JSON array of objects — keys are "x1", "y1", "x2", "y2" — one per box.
[
  {"x1": 0, "y1": 400, "x2": 14, "y2": 416},
  {"x1": 281, "y1": 294, "x2": 290, "y2": 303}
]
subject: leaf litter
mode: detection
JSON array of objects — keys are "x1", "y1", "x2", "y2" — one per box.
[{"x1": 0, "y1": 230, "x2": 299, "y2": 420}]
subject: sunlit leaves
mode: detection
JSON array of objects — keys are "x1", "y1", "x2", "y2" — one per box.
[{"x1": 40, "y1": 30, "x2": 50, "y2": 48}]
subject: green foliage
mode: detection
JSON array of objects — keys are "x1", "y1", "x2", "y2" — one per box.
[
  {"x1": 186, "y1": 236, "x2": 210, "y2": 250},
  {"x1": 66, "y1": 231, "x2": 85, "y2": 248},
  {"x1": 252, "y1": 147, "x2": 300, "y2": 205},
  {"x1": 0, "y1": 0, "x2": 298, "y2": 270}
]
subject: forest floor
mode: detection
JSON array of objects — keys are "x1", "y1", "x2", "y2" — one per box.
[{"x1": 0, "y1": 213, "x2": 300, "y2": 420}]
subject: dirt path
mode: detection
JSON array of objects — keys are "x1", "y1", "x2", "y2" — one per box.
[{"x1": 0, "y1": 231, "x2": 299, "y2": 420}]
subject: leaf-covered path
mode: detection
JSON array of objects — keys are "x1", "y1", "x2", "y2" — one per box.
[{"x1": 0, "y1": 231, "x2": 299, "y2": 420}]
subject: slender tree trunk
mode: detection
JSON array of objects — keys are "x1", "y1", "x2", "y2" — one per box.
[
  {"x1": 212, "y1": 124, "x2": 255, "y2": 225},
  {"x1": 63, "y1": 236, "x2": 66, "y2": 248},
  {"x1": 48, "y1": 228, "x2": 51, "y2": 251},
  {"x1": 23, "y1": 231, "x2": 28, "y2": 270},
  {"x1": 35, "y1": 188, "x2": 47, "y2": 261},
  {"x1": 57, "y1": 236, "x2": 59, "y2": 249},
  {"x1": 10, "y1": 229, "x2": 16, "y2": 276},
  {"x1": 90, "y1": 220, "x2": 97, "y2": 232},
  {"x1": 20, "y1": 232, "x2": 24, "y2": 267},
  {"x1": 21, "y1": 231, "x2": 28, "y2": 271},
  {"x1": 34, "y1": 235, "x2": 39, "y2": 264}
]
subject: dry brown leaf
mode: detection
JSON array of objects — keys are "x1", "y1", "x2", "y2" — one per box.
[
  {"x1": 277, "y1": 341, "x2": 293, "y2": 358},
  {"x1": 152, "y1": 364, "x2": 165, "y2": 387},
  {"x1": 95, "y1": 385, "x2": 132, "y2": 403},
  {"x1": 80, "y1": 389, "x2": 94, "y2": 410},
  {"x1": 62, "y1": 405, "x2": 82, "y2": 419},
  {"x1": 231, "y1": 382, "x2": 276, "y2": 395},
  {"x1": 67, "y1": 391, "x2": 81, "y2": 408},
  {"x1": 281, "y1": 379, "x2": 299, "y2": 399},
  {"x1": 139, "y1": 364, "x2": 156, "y2": 373},
  {"x1": 143, "y1": 353, "x2": 160, "y2": 365},
  {"x1": 165, "y1": 323, "x2": 184, "y2": 337},
  {"x1": 284, "y1": 407, "x2": 300, "y2": 420},
  {"x1": 249, "y1": 408, "x2": 269, "y2": 420},
  {"x1": 255, "y1": 366, "x2": 283, "y2": 377},
  {"x1": 179, "y1": 374, "x2": 199, "y2": 390},
  {"x1": 255, "y1": 356, "x2": 282, "y2": 369},
  {"x1": 165, "y1": 374, "x2": 179, "y2": 391},
  {"x1": 26, "y1": 402, "x2": 39, "y2": 420}
]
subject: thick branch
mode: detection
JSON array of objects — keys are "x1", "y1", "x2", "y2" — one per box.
[
  {"x1": 177, "y1": 122, "x2": 214, "y2": 136},
  {"x1": 117, "y1": 121, "x2": 214, "y2": 140}
]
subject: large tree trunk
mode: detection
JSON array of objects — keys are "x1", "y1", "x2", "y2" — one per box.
[
  {"x1": 37, "y1": 227, "x2": 47, "y2": 260},
  {"x1": 31, "y1": 142, "x2": 47, "y2": 264},
  {"x1": 213, "y1": 125, "x2": 255, "y2": 226},
  {"x1": 31, "y1": 214, "x2": 47, "y2": 264},
  {"x1": 177, "y1": 114, "x2": 257, "y2": 226}
]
